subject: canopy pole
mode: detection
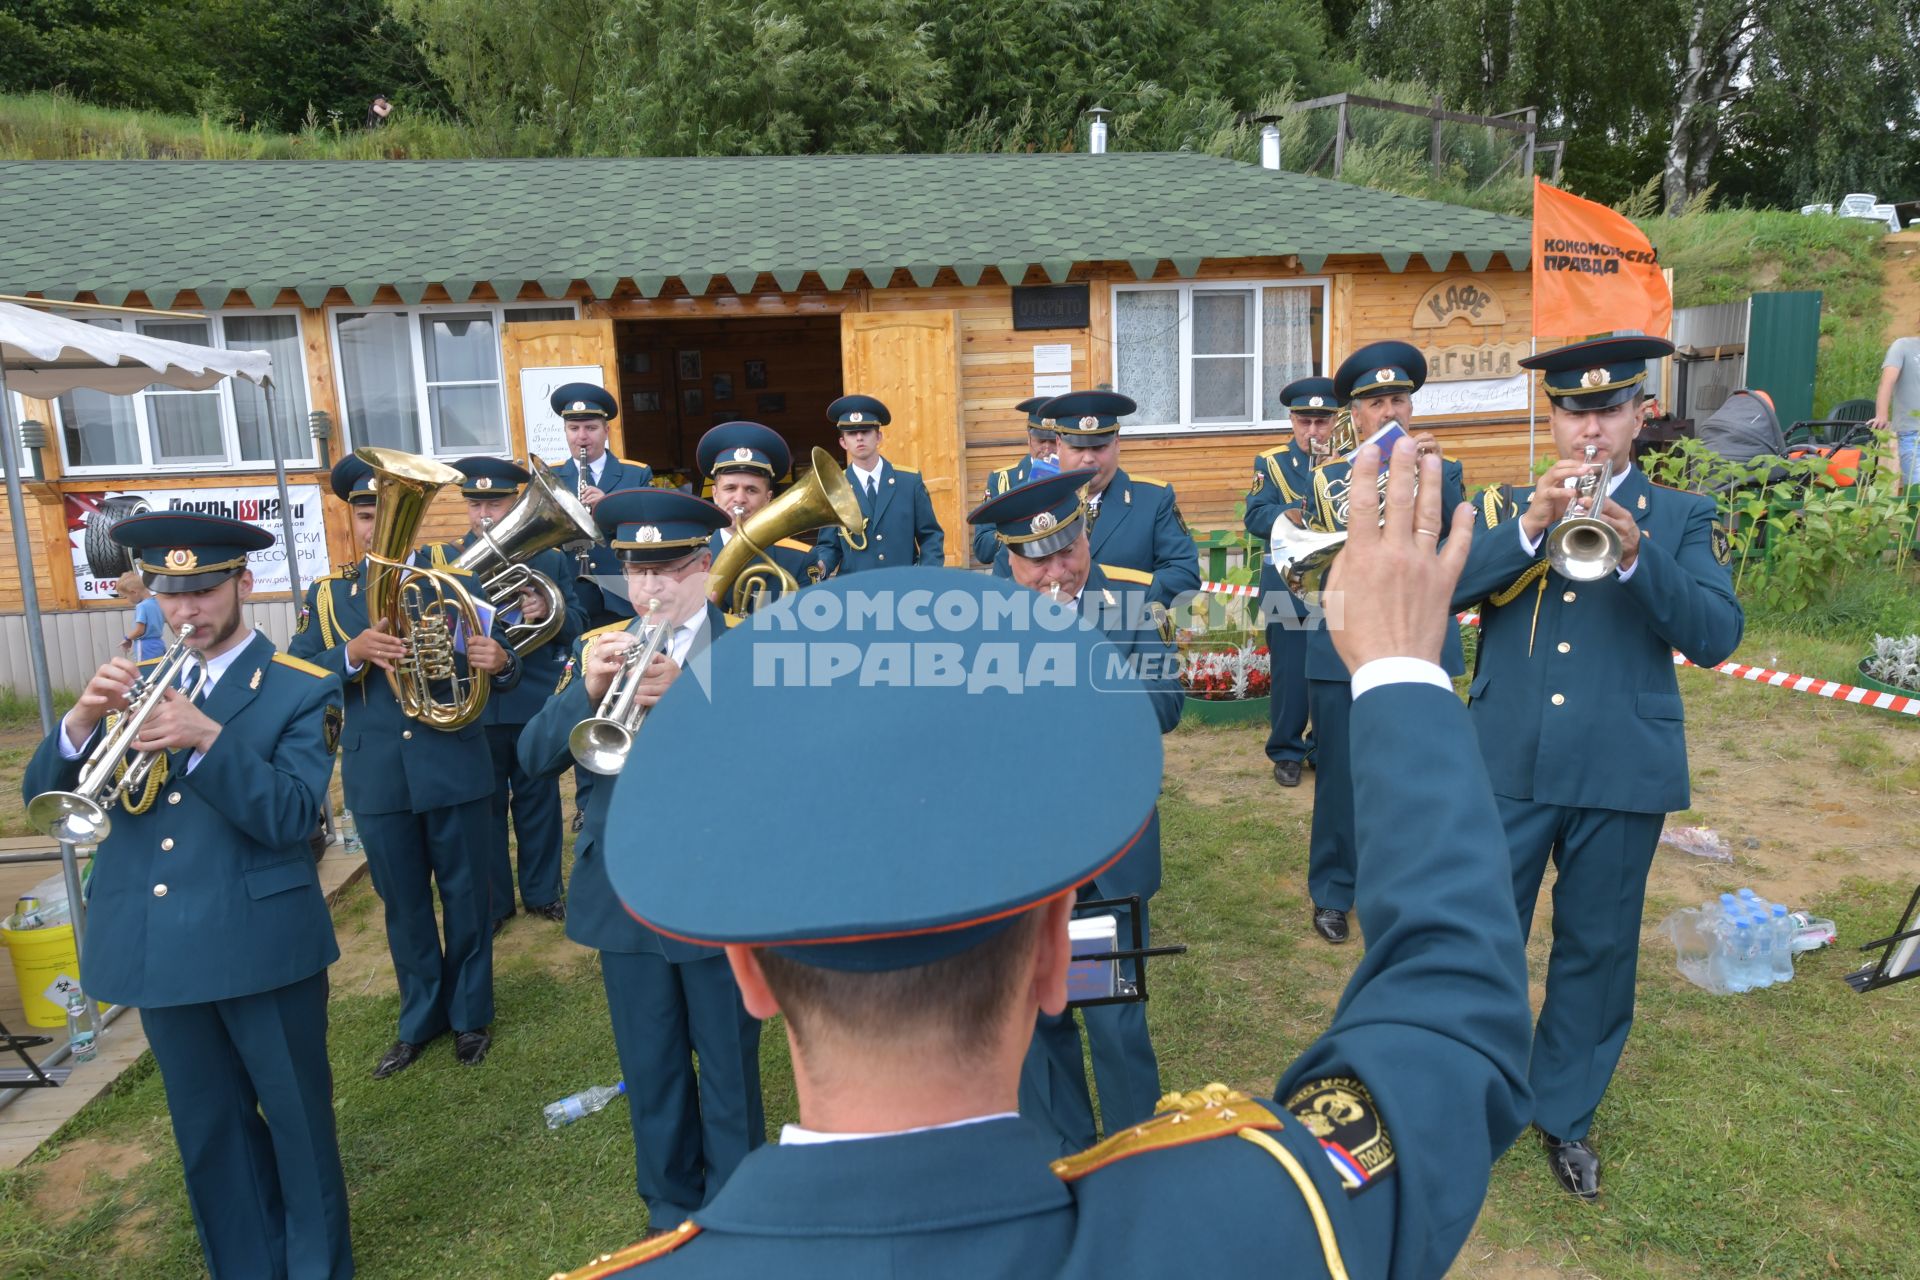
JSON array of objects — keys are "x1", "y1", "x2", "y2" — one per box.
[
  {"x1": 1526, "y1": 337, "x2": 1538, "y2": 472},
  {"x1": 262, "y1": 376, "x2": 304, "y2": 606},
  {"x1": 0, "y1": 358, "x2": 56, "y2": 736}
]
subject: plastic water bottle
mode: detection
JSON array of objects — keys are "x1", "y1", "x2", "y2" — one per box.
[
  {"x1": 65, "y1": 993, "x2": 98, "y2": 1064},
  {"x1": 1728, "y1": 919, "x2": 1756, "y2": 992},
  {"x1": 1789, "y1": 911, "x2": 1837, "y2": 953},
  {"x1": 1767, "y1": 905, "x2": 1796, "y2": 982},
  {"x1": 1747, "y1": 910, "x2": 1776, "y2": 988},
  {"x1": 544, "y1": 1081, "x2": 625, "y2": 1130}
]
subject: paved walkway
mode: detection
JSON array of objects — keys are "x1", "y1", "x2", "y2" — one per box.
[{"x1": 0, "y1": 835, "x2": 366, "y2": 1169}]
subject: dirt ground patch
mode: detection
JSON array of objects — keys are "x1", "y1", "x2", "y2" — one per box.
[{"x1": 27, "y1": 1137, "x2": 151, "y2": 1224}]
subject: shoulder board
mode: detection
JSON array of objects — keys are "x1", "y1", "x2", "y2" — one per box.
[
  {"x1": 582, "y1": 620, "x2": 632, "y2": 642},
  {"x1": 723, "y1": 612, "x2": 744, "y2": 628},
  {"x1": 1256, "y1": 444, "x2": 1291, "y2": 461},
  {"x1": 311, "y1": 570, "x2": 345, "y2": 586},
  {"x1": 1128, "y1": 474, "x2": 1169, "y2": 488},
  {"x1": 1052, "y1": 1084, "x2": 1284, "y2": 1182},
  {"x1": 890, "y1": 465, "x2": 921, "y2": 476},
  {"x1": 547, "y1": 1222, "x2": 702, "y2": 1280},
  {"x1": 617, "y1": 457, "x2": 648, "y2": 469},
  {"x1": 272, "y1": 653, "x2": 331, "y2": 679},
  {"x1": 1099, "y1": 564, "x2": 1153, "y2": 586},
  {"x1": 774, "y1": 537, "x2": 812, "y2": 552}
]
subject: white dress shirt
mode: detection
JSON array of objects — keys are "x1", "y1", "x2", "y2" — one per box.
[
  {"x1": 780, "y1": 1111, "x2": 1019, "y2": 1146},
  {"x1": 850, "y1": 460, "x2": 883, "y2": 497}
]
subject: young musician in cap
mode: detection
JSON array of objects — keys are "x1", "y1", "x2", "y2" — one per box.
[
  {"x1": 696, "y1": 421, "x2": 815, "y2": 612},
  {"x1": 1451, "y1": 335, "x2": 1743, "y2": 1200},
  {"x1": 549, "y1": 382, "x2": 654, "y2": 628},
  {"x1": 999, "y1": 390, "x2": 1199, "y2": 609},
  {"x1": 549, "y1": 439, "x2": 1532, "y2": 1277},
  {"x1": 1245, "y1": 376, "x2": 1338, "y2": 788},
  {"x1": 810, "y1": 394, "x2": 945, "y2": 576},
  {"x1": 970, "y1": 396, "x2": 1060, "y2": 565},
  {"x1": 24, "y1": 513, "x2": 352, "y2": 1280},
  {"x1": 290, "y1": 454, "x2": 520, "y2": 1076},
  {"x1": 968, "y1": 468, "x2": 1182, "y2": 1152},
  {"x1": 1302, "y1": 341, "x2": 1467, "y2": 945},
  {"x1": 451, "y1": 456, "x2": 586, "y2": 930},
  {"x1": 519, "y1": 488, "x2": 765, "y2": 1231}
]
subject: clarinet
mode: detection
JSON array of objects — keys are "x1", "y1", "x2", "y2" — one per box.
[{"x1": 573, "y1": 444, "x2": 594, "y2": 579}]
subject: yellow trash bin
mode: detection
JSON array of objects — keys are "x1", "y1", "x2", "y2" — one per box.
[{"x1": 1, "y1": 921, "x2": 82, "y2": 1028}]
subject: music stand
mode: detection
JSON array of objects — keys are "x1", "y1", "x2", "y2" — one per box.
[
  {"x1": 1844, "y1": 880, "x2": 1920, "y2": 993},
  {"x1": 1066, "y1": 894, "x2": 1186, "y2": 1009}
]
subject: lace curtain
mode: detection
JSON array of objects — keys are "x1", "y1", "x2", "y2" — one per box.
[
  {"x1": 1114, "y1": 289, "x2": 1181, "y2": 426},
  {"x1": 1260, "y1": 286, "x2": 1318, "y2": 420}
]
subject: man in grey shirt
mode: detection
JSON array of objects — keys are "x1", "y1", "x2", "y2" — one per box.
[{"x1": 1871, "y1": 336, "x2": 1920, "y2": 485}]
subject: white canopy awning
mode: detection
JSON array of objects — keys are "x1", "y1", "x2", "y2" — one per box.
[{"x1": 0, "y1": 299, "x2": 272, "y2": 398}]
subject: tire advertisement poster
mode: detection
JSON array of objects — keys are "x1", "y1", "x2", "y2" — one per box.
[{"x1": 63, "y1": 484, "x2": 331, "y2": 601}]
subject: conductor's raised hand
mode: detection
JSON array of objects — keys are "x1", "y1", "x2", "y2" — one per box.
[{"x1": 1326, "y1": 438, "x2": 1472, "y2": 672}]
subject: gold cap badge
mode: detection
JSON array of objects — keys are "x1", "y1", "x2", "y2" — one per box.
[
  {"x1": 732, "y1": 447, "x2": 754, "y2": 462},
  {"x1": 165, "y1": 548, "x2": 196, "y2": 570}
]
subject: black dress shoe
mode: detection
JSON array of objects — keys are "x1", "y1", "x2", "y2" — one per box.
[
  {"x1": 1541, "y1": 1131, "x2": 1601, "y2": 1201},
  {"x1": 1311, "y1": 906, "x2": 1350, "y2": 943},
  {"x1": 373, "y1": 1039, "x2": 428, "y2": 1080},
  {"x1": 454, "y1": 1028, "x2": 492, "y2": 1067},
  {"x1": 491, "y1": 909, "x2": 515, "y2": 937},
  {"x1": 1272, "y1": 760, "x2": 1302, "y2": 787},
  {"x1": 526, "y1": 899, "x2": 566, "y2": 923}
]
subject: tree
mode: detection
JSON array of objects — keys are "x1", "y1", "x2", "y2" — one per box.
[{"x1": 1661, "y1": 0, "x2": 1759, "y2": 211}]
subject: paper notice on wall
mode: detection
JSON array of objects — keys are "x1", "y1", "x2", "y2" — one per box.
[
  {"x1": 521, "y1": 365, "x2": 605, "y2": 466},
  {"x1": 1033, "y1": 373, "x2": 1072, "y2": 399},
  {"x1": 1032, "y1": 344, "x2": 1073, "y2": 375},
  {"x1": 1412, "y1": 373, "x2": 1530, "y2": 418},
  {"x1": 63, "y1": 484, "x2": 329, "y2": 600}
]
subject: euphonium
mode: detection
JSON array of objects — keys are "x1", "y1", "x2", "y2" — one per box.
[
  {"x1": 568, "y1": 599, "x2": 669, "y2": 775},
  {"x1": 707, "y1": 447, "x2": 867, "y2": 614},
  {"x1": 357, "y1": 446, "x2": 493, "y2": 729},
  {"x1": 1545, "y1": 444, "x2": 1622, "y2": 582},
  {"x1": 26, "y1": 625, "x2": 206, "y2": 846},
  {"x1": 451, "y1": 456, "x2": 598, "y2": 655}
]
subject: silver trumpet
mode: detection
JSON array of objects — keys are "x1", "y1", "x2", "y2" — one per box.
[
  {"x1": 27, "y1": 626, "x2": 206, "y2": 846},
  {"x1": 568, "y1": 599, "x2": 670, "y2": 776},
  {"x1": 1545, "y1": 444, "x2": 1622, "y2": 582}
]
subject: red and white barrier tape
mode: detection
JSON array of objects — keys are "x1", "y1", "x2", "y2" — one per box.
[{"x1": 1195, "y1": 582, "x2": 1916, "y2": 716}]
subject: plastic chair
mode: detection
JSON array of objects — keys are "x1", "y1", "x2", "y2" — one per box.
[{"x1": 1829, "y1": 398, "x2": 1875, "y2": 423}]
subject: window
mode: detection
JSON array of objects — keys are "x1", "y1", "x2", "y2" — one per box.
[
  {"x1": 54, "y1": 312, "x2": 316, "y2": 474},
  {"x1": 1111, "y1": 280, "x2": 1327, "y2": 433},
  {"x1": 333, "y1": 304, "x2": 575, "y2": 457}
]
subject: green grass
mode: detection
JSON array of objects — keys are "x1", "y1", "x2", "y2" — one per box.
[
  {"x1": 2, "y1": 636, "x2": 1917, "y2": 1276},
  {"x1": 1640, "y1": 208, "x2": 1889, "y2": 417}
]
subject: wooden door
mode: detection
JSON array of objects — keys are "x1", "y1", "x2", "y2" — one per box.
[
  {"x1": 501, "y1": 318, "x2": 618, "y2": 466},
  {"x1": 840, "y1": 311, "x2": 964, "y2": 565}
]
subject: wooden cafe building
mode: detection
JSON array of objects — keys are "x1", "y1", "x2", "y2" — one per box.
[{"x1": 0, "y1": 151, "x2": 1537, "y2": 692}]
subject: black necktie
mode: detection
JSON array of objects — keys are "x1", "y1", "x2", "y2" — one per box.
[{"x1": 867, "y1": 475, "x2": 879, "y2": 502}]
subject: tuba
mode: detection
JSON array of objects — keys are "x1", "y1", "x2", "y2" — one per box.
[
  {"x1": 450, "y1": 456, "x2": 598, "y2": 654},
  {"x1": 707, "y1": 447, "x2": 867, "y2": 615},
  {"x1": 357, "y1": 446, "x2": 494, "y2": 729},
  {"x1": 1544, "y1": 444, "x2": 1623, "y2": 581},
  {"x1": 27, "y1": 625, "x2": 206, "y2": 846}
]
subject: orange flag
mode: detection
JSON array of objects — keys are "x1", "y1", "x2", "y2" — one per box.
[{"x1": 1531, "y1": 178, "x2": 1672, "y2": 341}]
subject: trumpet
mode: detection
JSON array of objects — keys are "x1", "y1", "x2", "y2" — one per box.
[
  {"x1": 568, "y1": 599, "x2": 669, "y2": 775},
  {"x1": 27, "y1": 626, "x2": 206, "y2": 846},
  {"x1": 1545, "y1": 444, "x2": 1622, "y2": 582}
]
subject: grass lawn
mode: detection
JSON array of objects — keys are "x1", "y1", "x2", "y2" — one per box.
[{"x1": 1, "y1": 625, "x2": 1916, "y2": 1278}]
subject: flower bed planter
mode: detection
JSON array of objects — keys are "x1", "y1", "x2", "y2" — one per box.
[
  {"x1": 1181, "y1": 692, "x2": 1271, "y2": 725},
  {"x1": 1855, "y1": 660, "x2": 1919, "y2": 699}
]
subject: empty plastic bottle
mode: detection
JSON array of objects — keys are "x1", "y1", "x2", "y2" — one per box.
[
  {"x1": 65, "y1": 992, "x2": 98, "y2": 1064},
  {"x1": 544, "y1": 1081, "x2": 625, "y2": 1130},
  {"x1": 1789, "y1": 912, "x2": 1837, "y2": 953}
]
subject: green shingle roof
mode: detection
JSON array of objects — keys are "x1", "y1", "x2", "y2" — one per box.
[{"x1": 0, "y1": 153, "x2": 1530, "y2": 305}]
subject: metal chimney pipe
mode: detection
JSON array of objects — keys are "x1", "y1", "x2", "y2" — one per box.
[
  {"x1": 1087, "y1": 106, "x2": 1112, "y2": 155},
  {"x1": 1260, "y1": 124, "x2": 1281, "y2": 170}
]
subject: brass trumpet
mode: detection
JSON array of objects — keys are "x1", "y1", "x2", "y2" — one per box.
[
  {"x1": 357, "y1": 446, "x2": 494, "y2": 729},
  {"x1": 568, "y1": 599, "x2": 669, "y2": 775},
  {"x1": 451, "y1": 456, "x2": 598, "y2": 655},
  {"x1": 27, "y1": 625, "x2": 206, "y2": 846},
  {"x1": 708, "y1": 447, "x2": 866, "y2": 615},
  {"x1": 1545, "y1": 444, "x2": 1622, "y2": 582}
]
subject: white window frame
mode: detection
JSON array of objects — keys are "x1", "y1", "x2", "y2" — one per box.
[
  {"x1": 328, "y1": 301, "x2": 580, "y2": 459},
  {"x1": 1109, "y1": 278, "x2": 1330, "y2": 436},
  {"x1": 49, "y1": 307, "x2": 320, "y2": 477}
]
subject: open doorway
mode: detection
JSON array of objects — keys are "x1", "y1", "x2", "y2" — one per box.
[{"x1": 609, "y1": 315, "x2": 844, "y2": 487}]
